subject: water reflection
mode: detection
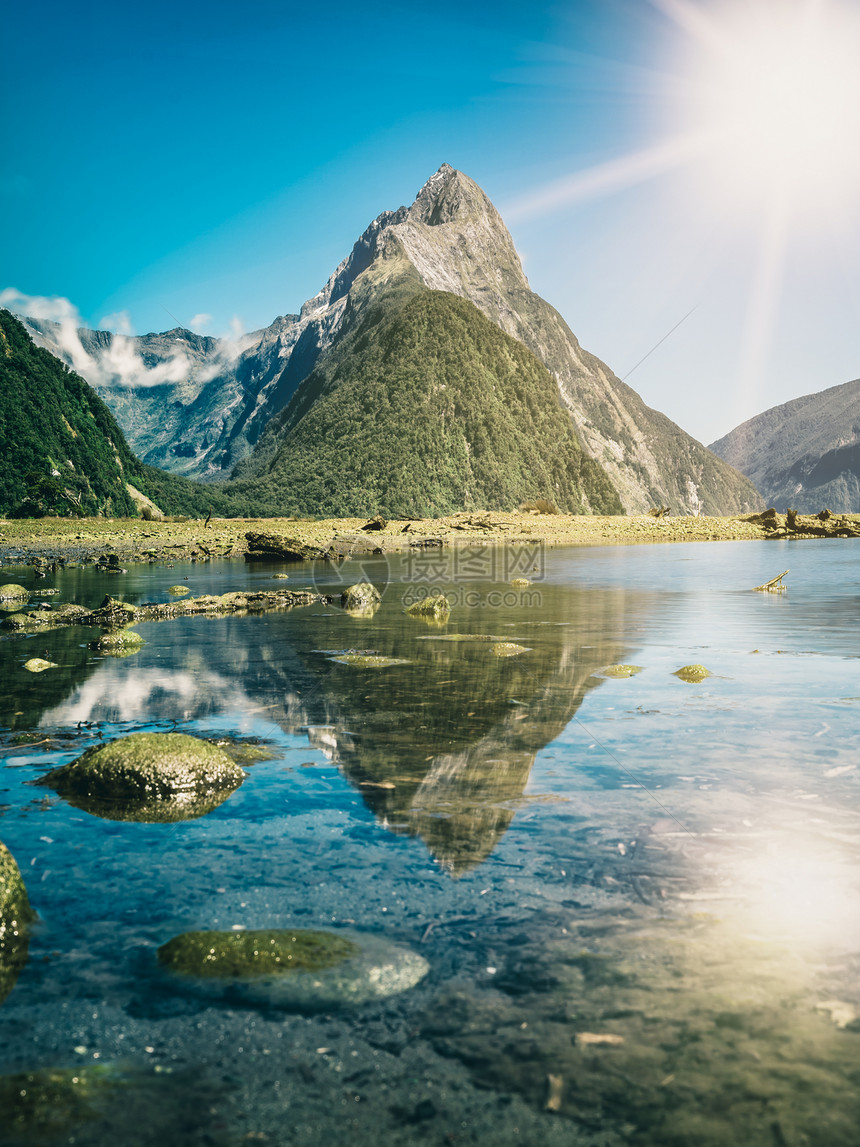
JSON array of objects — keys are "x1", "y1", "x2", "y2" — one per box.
[
  {"x1": 0, "y1": 544, "x2": 859, "y2": 1144},
  {"x1": 0, "y1": 626, "x2": 100, "y2": 730},
  {"x1": 29, "y1": 584, "x2": 634, "y2": 869}
]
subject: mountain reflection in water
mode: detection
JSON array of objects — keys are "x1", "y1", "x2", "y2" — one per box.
[
  {"x1": 32, "y1": 582, "x2": 633, "y2": 871},
  {"x1": 1, "y1": 542, "x2": 860, "y2": 1145}
]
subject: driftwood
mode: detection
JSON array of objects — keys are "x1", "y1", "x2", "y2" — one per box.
[{"x1": 752, "y1": 569, "x2": 788, "y2": 592}]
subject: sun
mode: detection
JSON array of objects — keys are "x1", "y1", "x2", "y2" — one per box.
[{"x1": 663, "y1": 0, "x2": 860, "y2": 217}]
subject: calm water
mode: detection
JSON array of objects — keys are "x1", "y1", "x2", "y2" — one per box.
[{"x1": 0, "y1": 539, "x2": 858, "y2": 1146}]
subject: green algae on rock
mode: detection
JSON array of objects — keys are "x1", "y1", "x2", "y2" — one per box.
[
  {"x1": 157, "y1": 928, "x2": 429, "y2": 1009},
  {"x1": 0, "y1": 841, "x2": 33, "y2": 1007},
  {"x1": 158, "y1": 929, "x2": 359, "y2": 977},
  {"x1": 417, "y1": 633, "x2": 504, "y2": 642},
  {"x1": 0, "y1": 584, "x2": 28, "y2": 602},
  {"x1": 341, "y1": 581, "x2": 381, "y2": 610},
  {"x1": 329, "y1": 653, "x2": 411, "y2": 668},
  {"x1": 0, "y1": 1064, "x2": 128, "y2": 1140},
  {"x1": 89, "y1": 629, "x2": 145, "y2": 656},
  {"x1": 510, "y1": 578, "x2": 531, "y2": 588},
  {"x1": 406, "y1": 594, "x2": 450, "y2": 618},
  {"x1": 167, "y1": 584, "x2": 190, "y2": 596},
  {"x1": 211, "y1": 739, "x2": 277, "y2": 767},
  {"x1": 490, "y1": 643, "x2": 531, "y2": 658},
  {"x1": 37, "y1": 732, "x2": 245, "y2": 805},
  {"x1": 2, "y1": 603, "x2": 89, "y2": 633},
  {"x1": 598, "y1": 664, "x2": 643, "y2": 678},
  {"x1": 673, "y1": 664, "x2": 712, "y2": 683},
  {"x1": 23, "y1": 658, "x2": 58, "y2": 673}
]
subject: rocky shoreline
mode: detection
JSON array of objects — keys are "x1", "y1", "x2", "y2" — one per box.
[{"x1": 0, "y1": 508, "x2": 857, "y2": 568}]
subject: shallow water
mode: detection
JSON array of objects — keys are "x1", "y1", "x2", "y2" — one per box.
[{"x1": 0, "y1": 539, "x2": 858, "y2": 1145}]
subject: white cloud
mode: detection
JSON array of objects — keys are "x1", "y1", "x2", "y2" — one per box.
[
  {"x1": 190, "y1": 312, "x2": 213, "y2": 332},
  {"x1": 0, "y1": 288, "x2": 251, "y2": 390},
  {"x1": 99, "y1": 309, "x2": 134, "y2": 335}
]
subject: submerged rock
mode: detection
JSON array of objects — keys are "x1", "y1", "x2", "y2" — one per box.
[
  {"x1": 490, "y1": 643, "x2": 531, "y2": 658},
  {"x1": 328, "y1": 654, "x2": 411, "y2": 668},
  {"x1": 341, "y1": 582, "x2": 381, "y2": 610},
  {"x1": 37, "y1": 733, "x2": 245, "y2": 822},
  {"x1": 0, "y1": 841, "x2": 33, "y2": 1006},
  {"x1": 417, "y1": 633, "x2": 503, "y2": 642},
  {"x1": 157, "y1": 928, "x2": 429, "y2": 1009},
  {"x1": 673, "y1": 664, "x2": 712, "y2": 683},
  {"x1": 0, "y1": 1064, "x2": 128, "y2": 1139},
  {"x1": 167, "y1": 585, "x2": 190, "y2": 596},
  {"x1": 23, "y1": 658, "x2": 58, "y2": 673},
  {"x1": 598, "y1": 664, "x2": 643, "y2": 678}
]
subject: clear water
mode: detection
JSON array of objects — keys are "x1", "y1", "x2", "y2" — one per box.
[{"x1": 0, "y1": 539, "x2": 859, "y2": 1146}]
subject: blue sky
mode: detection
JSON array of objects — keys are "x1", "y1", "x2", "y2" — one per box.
[{"x1": 4, "y1": 0, "x2": 860, "y2": 444}]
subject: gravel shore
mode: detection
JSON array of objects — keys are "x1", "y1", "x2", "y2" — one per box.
[{"x1": 0, "y1": 510, "x2": 795, "y2": 567}]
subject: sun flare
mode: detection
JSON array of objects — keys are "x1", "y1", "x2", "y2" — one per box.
[{"x1": 666, "y1": 0, "x2": 860, "y2": 214}]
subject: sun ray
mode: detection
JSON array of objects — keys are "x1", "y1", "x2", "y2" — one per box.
[
  {"x1": 504, "y1": 131, "x2": 710, "y2": 222},
  {"x1": 735, "y1": 184, "x2": 792, "y2": 428}
]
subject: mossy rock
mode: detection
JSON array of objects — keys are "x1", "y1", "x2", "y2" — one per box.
[
  {"x1": 0, "y1": 841, "x2": 33, "y2": 1007},
  {"x1": 0, "y1": 584, "x2": 28, "y2": 602},
  {"x1": 341, "y1": 581, "x2": 381, "y2": 610},
  {"x1": 89, "y1": 629, "x2": 145, "y2": 656},
  {"x1": 157, "y1": 928, "x2": 429, "y2": 1009},
  {"x1": 167, "y1": 585, "x2": 190, "y2": 596},
  {"x1": 211, "y1": 739, "x2": 276, "y2": 767},
  {"x1": 159, "y1": 928, "x2": 358, "y2": 977},
  {"x1": 0, "y1": 1064, "x2": 123, "y2": 1139},
  {"x1": 3, "y1": 603, "x2": 89, "y2": 633},
  {"x1": 23, "y1": 658, "x2": 58, "y2": 673},
  {"x1": 598, "y1": 664, "x2": 643, "y2": 678},
  {"x1": 673, "y1": 664, "x2": 712, "y2": 683},
  {"x1": 329, "y1": 654, "x2": 411, "y2": 668},
  {"x1": 418, "y1": 633, "x2": 503, "y2": 642},
  {"x1": 37, "y1": 733, "x2": 245, "y2": 814},
  {"x1": 490, "y1": 642, "x2": 531, "y2": 658},
  {"x1": 85, "y1": 596, "x2": 138, "y2": 630},
  {"x1": 406, "y1": 594, "x2": 450, "y2": 618},
  {"x1": 510, "y1": 578, "x2": 531, "y2": 588}
]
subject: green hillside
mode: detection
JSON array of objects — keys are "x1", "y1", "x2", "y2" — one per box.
[
  {"x1": 0, "y1": 309, "x2": 262, "y2": 519},
  {"x1": 231, "y1": 289, "x2": 623, "y2": 517}
]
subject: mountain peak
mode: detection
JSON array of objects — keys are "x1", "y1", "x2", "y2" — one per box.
[{"x1": 408, "y1": 163, "x2": 495, "y2": 227}]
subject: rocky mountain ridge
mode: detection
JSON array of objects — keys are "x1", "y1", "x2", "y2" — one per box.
[
  {"x1": 22, "y1": 164, "x2": 762, "y2": 515},
  {"x1": 709, "y1": 377, "x2": 860, "y2": 512}
]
